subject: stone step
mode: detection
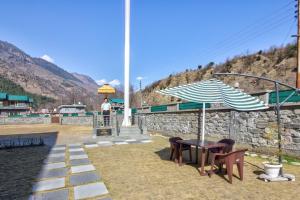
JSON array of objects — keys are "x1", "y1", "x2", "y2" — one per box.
[
  {"x1": 119, "y1": 126, "x2": 148, "y2": 135},
  {"x1": 119, "y1": 130, "x2": 141, "y2": 133}
]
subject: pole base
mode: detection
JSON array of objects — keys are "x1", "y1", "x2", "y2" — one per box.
[
  {"x1": 258, "y1": 173, "x2": 295, "y2": 182},
  {"x1": 122, "y1": 118, "x2": 131, "y2": 127}
]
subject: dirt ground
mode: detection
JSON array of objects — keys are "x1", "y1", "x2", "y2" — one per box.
[
  {"x1": 0, "y1": 124, "x2": 92, "y2": 144},
  {"x1": 87, "y1": 136, "x2": 300, "y2": 200}
]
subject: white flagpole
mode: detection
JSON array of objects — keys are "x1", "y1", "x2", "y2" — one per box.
[
  {"x1": 201, "y1": 103, "x2": 205, "y2": 144},
  {"x1": 122, "y1": 0, "x2": 131, "y2": 126}
]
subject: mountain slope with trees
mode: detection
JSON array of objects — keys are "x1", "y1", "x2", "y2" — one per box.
[
  {"x1": 136, "y1": 43, "x2": 297, "y2": 106},
  {"x1": 0, "y1": 40, "x2": 99, "y2": 109}
]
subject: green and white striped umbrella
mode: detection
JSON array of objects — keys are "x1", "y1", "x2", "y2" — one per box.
[
  {"x1": 157, "y1": 79, "x2": 268, "y2": 111},
  {"x1": 157, "y1": 79, "x2": 268, "y2": 143}
]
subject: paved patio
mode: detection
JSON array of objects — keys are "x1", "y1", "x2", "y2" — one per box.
[
  {"x1": 0, "y1": 124, "x2": 154, "y2": 199},
  {"x1": 22, "y1": 139, "x2": 152, "y2": 199},
  {"x1": 29, "y1": 143, "x2": 110, "y2": 200}
]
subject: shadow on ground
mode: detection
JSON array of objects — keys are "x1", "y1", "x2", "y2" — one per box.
[
  {"x1": 155, "y1": 146, "x2": 208, "y2": 173},
  {"x1": 155, "y1": 147, "x2": 205, "y2": 163},
  {"x1": 155, "y1": 146, "x2": 250, "y2": 184},
  {"x1": 0, "y1": 132, "x2": 58, "y2": 199}
]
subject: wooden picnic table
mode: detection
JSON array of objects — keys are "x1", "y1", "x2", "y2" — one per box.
[{"x1": 177, "y1": 139, "x2": 226, "y2": 176}]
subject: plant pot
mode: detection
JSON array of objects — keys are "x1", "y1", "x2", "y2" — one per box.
[{"x1": 263, "y1": 162, "x2": 282, "y2": 178}]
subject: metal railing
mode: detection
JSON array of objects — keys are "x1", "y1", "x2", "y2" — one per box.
[
  {"x1": 136, "y1": 114, "x2": 146, "y2": 134},
  {"x1": 93, "y1": 114, "x2": 114, "y2": 128}
]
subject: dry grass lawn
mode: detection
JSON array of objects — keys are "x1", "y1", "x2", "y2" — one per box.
[
  {"x1": 1, "y1": 124, "x2": 299, "y2": 199},
  {"x1": 0, "y1": 124, "x2": 92, "y2": 144},
  {"x1": 87, "y1": 136, "x2": 300, "y2": 200}
]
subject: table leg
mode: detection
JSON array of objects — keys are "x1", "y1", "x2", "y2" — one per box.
[
  {"x1": 199, "y1": 147, "x2": 207, "y2": 176},
  {"x1": 178, "y1": 143, "x2": 183, "y2": 166}
]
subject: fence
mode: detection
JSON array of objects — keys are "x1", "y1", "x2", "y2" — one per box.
[
  {"x1": 0, "y1": 115, "x2": 51, "y2": 125},
  {"x1": 269, "y1": 90, "x2": 300, "y2": 104},
  {"x1": 134, "y1": 89, "x2": 300, "y2": 114}
]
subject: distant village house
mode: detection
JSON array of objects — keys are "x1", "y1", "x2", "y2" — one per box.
[
  {"x1": 0, "y1": 92, "x2": 33, "y2": 116},
  {"x1": 58, "y1": 104, "x2": 86, "y2": 114}
]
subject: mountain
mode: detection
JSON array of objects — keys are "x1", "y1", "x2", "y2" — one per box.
[
  {"x1": 72, "y1": 72, "x2": 99, "y2": 92},
  {"x1": 136, "y1": 43, "x2": 297, "y2": 106},
  {"x1": 33, "y1": 57, "x2": 82, "y2": 83},
  {"x1": 0, "y1": 40, "x2": 99, "y2": 109}
]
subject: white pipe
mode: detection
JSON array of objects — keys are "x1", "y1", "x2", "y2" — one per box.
[
  {"x1": 122, "y1": 0, "x2": 131, "y2": 126},
  {"x1": 201, "y1": 103, "x2": 205, "y2": 144}
]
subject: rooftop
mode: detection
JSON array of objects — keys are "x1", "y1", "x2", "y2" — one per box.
[
  {"x1": 58, "y1": 104, "x2": 86, "y2": 109},
  {"x1": 0, "y1": 92, "x2": 33, "y2": 103},
  {"x1": 109, "y1": 98, "x2": 124, "y2": 104}
]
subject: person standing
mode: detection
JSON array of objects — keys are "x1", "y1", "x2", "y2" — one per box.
[{"x1": 101, "y1": 98, "x2": 112, "y2": 126}]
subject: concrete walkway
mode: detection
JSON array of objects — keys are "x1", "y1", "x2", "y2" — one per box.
[
  {"x1": 29, "y1": 144, "x2": 110, "y2": 200},
  {"x1": 29, "y1": 138, "x2": 153, "y2": 199}
]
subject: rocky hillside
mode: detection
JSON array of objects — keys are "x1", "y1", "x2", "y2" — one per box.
[
  {"x1": 72, "y1": 72, "x2": 99, "y2": 92},
  {"x1": 138, "y1": 43, "x2": 297, "y2": 106},
  {"x1": 0, "y1": 40, "x2": 99, "y2": 109}
]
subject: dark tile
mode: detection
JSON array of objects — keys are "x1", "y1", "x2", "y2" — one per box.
[
  {"x1": 70, "y1": 151, "x2": 86, "y2": 156},
  {"x1": 50, "y1": 149, "x2": 65, "y2": 154},
  {"x1": 44, "y1": 156, "x2": 65, "y2": 164},
  {"x1": 38, "y1": 168, "x2": 68, "y2": 179},
  {"x1": 70, "y1": 171, "x2": 100, "y2": 186},
  {"x1": 70, "y1": 158, "x2": 91, "y2": 166},
  {"x1": 29, "y1": 188, "x2": 69, "y2": 200},
  {"x1": 53, "y1": 144, "x2": 66, "y2": 148}
]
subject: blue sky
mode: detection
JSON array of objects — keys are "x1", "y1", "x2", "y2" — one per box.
[{"x1": 0, "y1": 0, "x2": 296, "y2": 89}]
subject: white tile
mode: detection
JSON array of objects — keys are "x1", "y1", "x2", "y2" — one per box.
[
  {"x1": 84, "y1": 144, "x2": 98, "y2": 148},
  {"x1": 70, "y1": 154, "x2": 88, "y2": 160},
  {"x1": 69, "y1": 148, "x2": 84, "y2": 152},
  {"x1": 141, "y1": 140, "x2": 152, "y2": 143},
  {"x1": 69, "y1": 143, "x2": 82, "y2": 147},
  {"x1": 43, "y1": 162, "x2": 66, "y2": 170},
  {"x1": 74, "y1": 182, "x2": 108, "y2": 200},
  {"x1": 97, "y1": 141, "x2": 112, "y2": 145},
  {"x1": 48, "y1": 153, "x2": 65, "y2": 158},
  {"x1": 71, "y1": 165, "x2": 95, "y2": 174},
  {"x1": 52, "y1": 147, "x2": 66, "y2": 151},
  {"x1": 114, "y1": 142, "x2": 128, "y2": 145},
  {"x1": 32, "y1": 178, "x2": 65, "y2": 192},
  {"x1": 125, "y1": 139, "x2": 137, "y2": 142},
  {"x1": 28, "y1": 189, "x2": 69, "y2": 200}
]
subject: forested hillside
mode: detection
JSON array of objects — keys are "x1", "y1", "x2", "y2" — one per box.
[{"x1": 135, "y1": 43, "x2": 297, "y2": 106}]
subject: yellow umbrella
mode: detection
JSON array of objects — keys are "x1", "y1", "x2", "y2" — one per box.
[{"x1": 98, "y1": 84, "x2": 116, "y2": 97}]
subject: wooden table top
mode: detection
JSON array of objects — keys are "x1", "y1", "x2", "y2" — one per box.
[{"x1": 177, "y1": 139, "x2": 226, "y2": 148}]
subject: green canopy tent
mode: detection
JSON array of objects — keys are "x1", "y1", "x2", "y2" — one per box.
[{"x1": 157, "y1": 79, "x2": 268, "y2": 164}]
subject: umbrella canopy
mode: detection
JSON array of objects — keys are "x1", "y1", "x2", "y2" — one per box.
[
  {"x1": 98, "y1": 84, "x2": 116, "y2": 95},
  {"x1": 157, "y1": 79, "x2": 268, "y2": 144},
  {"x1": 157, "y1": 79, "x2": 268, "y2": 111}
]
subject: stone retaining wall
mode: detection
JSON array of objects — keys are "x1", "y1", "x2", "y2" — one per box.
[
  {"x1": 60, "y1": 116, "x2": 93, "y2": 126},
  {"x1": 136, "y1": 104, "x2": 300, "y2": 155},
  {"x1": 0, "y1": 117, "x2": 51, "y2": 125}
]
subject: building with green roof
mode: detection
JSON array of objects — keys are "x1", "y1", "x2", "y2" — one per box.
[
  {"x1": 7, "y1": 95, "x2": 29, "y2": 101},
  {"x1": 0, "y1": 93, "x2": 7, "y2": 100},
  {"x1": 0, "y1": 92, "x2": 33, "y2": 116},
  {"x1": 109, "y1": 98, "x2": 124, "y2": 111}
]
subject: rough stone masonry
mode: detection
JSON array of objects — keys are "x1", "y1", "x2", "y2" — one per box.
[{"x1": 137, "y1": 104, "x2": 300, "y2": 155}]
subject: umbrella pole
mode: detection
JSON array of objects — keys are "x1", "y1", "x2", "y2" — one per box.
[
  {"x1": 202, "y1": 103, "x2": 206, "y2": 145},
  {"x1": 196, "y1": 108, "x2": 201, "y2": 164},
  {"x1": 275, "y1": 82, "x2": 283, "y2": 176}
]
